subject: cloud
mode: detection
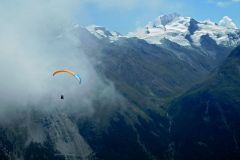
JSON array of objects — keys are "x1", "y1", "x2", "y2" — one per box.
[
  {"x1": 208, "y1": 0, "x2": 240, "y2": 7},
  {"x1": 0, "y1": 0, "x2": 121, "y2": 117},
  {"x1": 217, "y1": 1, "x2": 232, "y2": 7}
]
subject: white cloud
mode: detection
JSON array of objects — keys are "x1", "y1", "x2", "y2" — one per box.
[
  {"x1": 209, "y1": 0, "x2": 240, "y2": 7},
  {"x1": 217, "y1": 1, "x2": 232, "y2": 7},
  {"x1": 0, "y1": 0, "x2": 121, "y2": 118}
]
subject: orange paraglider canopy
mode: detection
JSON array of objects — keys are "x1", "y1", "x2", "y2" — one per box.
[
  {"x1": 52, "y1": 69, "x2": 76, "y2": 76},
  {"x1": 52, "y1": 69, "x2": 81, "y2": 84}
]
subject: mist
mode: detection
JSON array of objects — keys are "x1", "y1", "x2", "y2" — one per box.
[{"x1": 0, "y1": 0, "x2": 120, "y2": 117}]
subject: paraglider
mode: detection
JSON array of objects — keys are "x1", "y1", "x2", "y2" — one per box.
[
  {"x1": 52, "y1": 69, "x2": 81, "y2": 84},
  {"x1": 52, "y1": 69, "x2": 81, "y2": 100}
]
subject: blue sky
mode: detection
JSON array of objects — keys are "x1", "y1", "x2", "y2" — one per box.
[{"x1": 77, "y1": 0, "x2": 240, "y2": 34}]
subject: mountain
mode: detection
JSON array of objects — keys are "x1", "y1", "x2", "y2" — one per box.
[
  {"x1": 87, "y1": 14, "x2": 240, "y2": 72},
  {"x1": 79, "y1": 14, "x2": 240, "y2": 102},
  {"x1": 69, "y1": 18, "x2": 240, "y2": 159},
  {"x1": 167, "y1": 45, "x2": 240, "y2": 160},
  {"x1": 85, "y1": 14, "x2": 240, "y2": 51}
]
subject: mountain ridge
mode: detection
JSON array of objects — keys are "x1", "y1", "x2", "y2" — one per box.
[{"x1": 84, "y1": 13, "x2": 240, "y2": 48}]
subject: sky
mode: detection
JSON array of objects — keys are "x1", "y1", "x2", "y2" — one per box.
[{"x1": 77, "y1": 0, "x2": 240, "y2": 34}]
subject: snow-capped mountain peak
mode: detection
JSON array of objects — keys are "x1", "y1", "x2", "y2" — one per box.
[
  {"x1": 84, "y1": 14, "x2": 239, "y2": 47},
  {"x1": 128, "y1": 14, "x2": 194, "y2": 46},
  {"x1": 128, "y1": 14, "x2": 240, "y2": 47},
  {"x1": 147, "y1": 13, "x2": 180, "y2": 27},
  {"x1": 86, "y1": 25, "x2": 121, "y2": 42},
  {"x1": 219, "y1": 16, "x2": 238, "y2": 29}
]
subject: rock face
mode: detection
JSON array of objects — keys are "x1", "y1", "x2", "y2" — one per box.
[
  {"x1": 168, "y1": 46, "x2": 240, "y2": 160},
  {"x1": 0, "y1": 14, "x2": 240, "y2": 160},
  {"x1": 0, "y1": 108, "x2": 94, "y2": 160}
]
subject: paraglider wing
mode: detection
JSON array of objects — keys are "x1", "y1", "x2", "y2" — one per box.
[{"x1": 52, "y1": 69, "x2": 81, "y2": 84}]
